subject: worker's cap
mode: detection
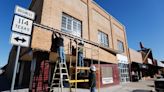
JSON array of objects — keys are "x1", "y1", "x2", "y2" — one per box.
[{"x1": 90, "y1": 65, "x2": 96, "y2": 71}]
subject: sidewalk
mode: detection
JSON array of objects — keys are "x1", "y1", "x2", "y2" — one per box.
[
  {"x1": 101, "y1": 80, "x2": 155, "y2": 92},
  {"x1": 1, "y1": 79, "x2": 155, "y2": 92},
  {"x1": 52, "y1": 79, "x2": 155, "y2": 92}
]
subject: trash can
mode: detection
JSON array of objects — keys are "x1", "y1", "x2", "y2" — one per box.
[{"x1": 154, "y1": 79, "x2": 164, "y2": 92}]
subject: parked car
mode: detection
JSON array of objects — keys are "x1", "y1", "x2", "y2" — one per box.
[{"x1": 154, "y1": 78, "x2": 164, "y2": 92}]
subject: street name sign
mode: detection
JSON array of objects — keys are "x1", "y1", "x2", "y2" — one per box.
[
  {"x1": 10, "y1": 32, "x2": 30, "y2": 47},
  {"x1": 12, "y1": 15, "x2": 33, "y2": 35},
  {"x1": 15, "y1": 5, "x2": 35, "y2": 20}
]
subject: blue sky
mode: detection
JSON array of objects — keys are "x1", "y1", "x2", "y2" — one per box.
[
  {"x1": 0, "y1": 0, "x2": 164, "y2": 67},
  {"x1": 94, "y1": 0, "x2": 164, "y2": 61},
  {"x1": 0, "y1": 0, "x2": 31, "y2": 67}
]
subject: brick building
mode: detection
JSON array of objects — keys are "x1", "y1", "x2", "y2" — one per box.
[{"x1": 5, "y1": 0, "x2": 129, "y2": 91}]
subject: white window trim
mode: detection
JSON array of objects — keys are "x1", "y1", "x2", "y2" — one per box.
[
  {"x1": 61, "y1": 14, "x2": 82, "y2": 37},
  {"x1": 98, "y1": 31, "x2": 109, "y2": 47}
]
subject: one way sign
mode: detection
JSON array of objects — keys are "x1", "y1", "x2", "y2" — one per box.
[{"x1": 11, "y1": 32, "x2": 30, "y2": 47}]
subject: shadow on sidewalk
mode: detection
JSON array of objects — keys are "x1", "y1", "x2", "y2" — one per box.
[
  {"x1": 147, "y1": 85, "x2": 154, "y2": 87},
  {"x1": 132, "y1": 89, "x2": 153, "y2": 92}
]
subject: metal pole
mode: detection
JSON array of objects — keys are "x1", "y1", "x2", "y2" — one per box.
[
  {"x1": 98, "y1": 46, "x2": 100, "y2": 92},
  {"x1": 29, "y1": 57, "x2": 36, "y2": 91},
  {"x1": 75, "y1": 40, "x2": 78, "y2": 92},
  {"x1": 10, "y1": 46, "x2": 21, "y2": 92}
]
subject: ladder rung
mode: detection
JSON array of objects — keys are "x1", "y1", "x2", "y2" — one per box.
[
  {"x1": 56, "y1": 73, "x2": 68, "y2": 75},
  {"x1": 53, "y1": 78, "x2": 69, "y2": 81},
  {"x1": 69, "y1": 79, "x2": 89, "y2": 83},
  {"x1": 53, "y1": 78, "x2": 60, "y2": 80},
  {"x1": 57, "y1": 68, "x2": 67, "y2": 69},
  {"x1": 59, "y1": 63, "x2": 66, "y2": 65},
  {"x1": 51, "y1": 83, "x2": 59, "y2": 86}
]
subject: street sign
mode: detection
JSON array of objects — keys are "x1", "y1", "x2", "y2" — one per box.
[
  {"x1": 10, "y1": 5, "x2": 35, "y2": 92},
  {"x1": 12, "y1": 15, "x2": 33, "y2": 35},
  {"x1": 15, "y1": 5, "x2": 35, "y2": 20},
  {"x1": 10, "y1": 32, "x2": 30, "y2": 47}
]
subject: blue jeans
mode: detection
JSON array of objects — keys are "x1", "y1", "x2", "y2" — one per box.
[
  {"x1": 90, "y1": 87, "x2": 96, "y2": 92},
  {"x1": 78, "y1": 52, "x2": 84, "y2": 67},
  {"x1": 78, "y1": 52, "x2": 84, "y2": 75},
  {"x1": 57, "y1": 46, "x2": 65, "y2": 63}
]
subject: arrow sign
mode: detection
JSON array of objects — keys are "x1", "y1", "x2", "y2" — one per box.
[
  {"x1": 11, "y1": 32, "x2": 30, "y2": 47},
  {"x1": 14, "y1": 37, "x2": 26, "y2": 43}
]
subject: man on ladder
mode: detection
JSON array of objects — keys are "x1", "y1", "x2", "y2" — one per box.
[
  {"x1": 49, "y1": 32, "x2": 70, "y2": 92},
  {"x1": 55, "y1": 33, "x2": 65, "y2": 63}
]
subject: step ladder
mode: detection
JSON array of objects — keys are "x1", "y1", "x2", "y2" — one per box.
[{"x1": 49, "y1": 59, "x2": 70, "y2": 92}]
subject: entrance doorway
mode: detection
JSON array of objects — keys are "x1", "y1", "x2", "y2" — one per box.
[{"x1": 118, "y1": 63, "x2": 130, "y2": 83}]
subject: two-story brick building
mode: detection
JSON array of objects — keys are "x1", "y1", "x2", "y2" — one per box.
[{"x1": 5, "y1": 0, "x2": 130, "y2": 91}]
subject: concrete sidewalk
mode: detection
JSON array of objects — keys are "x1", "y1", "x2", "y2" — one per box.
[
  {"x1": 1, "y1": 79, "x2": 155, "y2": 92},
  {"x1": 52, "y1": 80, "x2": 154, "y2": 92},
  {"x1": 100, "y1": 80, "x2": 155, "y2": 92}
]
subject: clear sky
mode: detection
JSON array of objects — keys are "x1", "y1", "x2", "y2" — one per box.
[
  {"x1": 0, "y1": 0, "x2": 164, "y2": 67},
  {"x1": 0, "y1": 0, "x2": 31, "y2": 67},
  {"x1": 94, "y1": 0, "x2": 164, "y2": 61}
]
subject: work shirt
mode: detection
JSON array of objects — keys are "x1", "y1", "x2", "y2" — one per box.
[
  {"x1": 78, "y1": 47, "x2": 83, "y2": 53},
  {"x1": 89, "y1": 72, "x2": 96, "y2": 88},
  {"x1": 55, "y1": 37, "x2": 64, "y2": 47}
]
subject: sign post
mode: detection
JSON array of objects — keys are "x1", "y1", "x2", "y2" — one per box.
[
  {"x1": 10, "y1": 46, "x2": 21, "y2": 92},
  {"x1": 10, "y1": 5, "x2": 35, "y2": 92}
]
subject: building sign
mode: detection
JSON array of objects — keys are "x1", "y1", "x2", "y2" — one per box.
[
  {"x1": 15, "y1": 5, "x2": 35, "y2": 20},
  {"x1": 102, "y1": 77, "x2": 113, "y2": 84},
  {"x1": 12, "y1": 15, "x2": 33, "y2": 35},
  {"x1": 10, "y1": 32, "x2": 30, "y2": 47},
  {"x1": 117, "y1": 54, "x2": 128, "y2": 64}
]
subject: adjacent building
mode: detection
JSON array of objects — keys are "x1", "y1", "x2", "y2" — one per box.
[{"x1": 129, "y1": 48, "x2": 143, "y2": 80}]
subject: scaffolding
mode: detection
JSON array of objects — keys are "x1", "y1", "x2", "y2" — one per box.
[{"x1": 32, "y1": 22, "x2": 102, "y2": 92}]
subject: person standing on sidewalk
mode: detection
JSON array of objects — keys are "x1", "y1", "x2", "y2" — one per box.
[
  {"x1": 89, "y1": 65, "x2": 96, "y2": 92},
  {"x1": 55, "y1": 33, "x2": 66, "y2": 63}
]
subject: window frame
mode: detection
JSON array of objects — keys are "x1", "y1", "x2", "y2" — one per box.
[
  {"x1": 61, "y1": 13, "x2": 82, "y2": 37},
  {"x1": 98, "y1": 31, "x2": 109, "y2": 47},
  {"x1": 117, "y1": 40, "x2": 124, "y2": 52}
]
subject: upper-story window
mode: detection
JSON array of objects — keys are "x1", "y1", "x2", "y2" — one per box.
[
  {"x1": 117, "y1": 40, "x2": 124, "y2": 52},
  {"x1": 61, "y1": 13, "x2": 82, "y2": 37},
  {"x1": 98, "y1": 31, "x2": 109, "y2": 47}
]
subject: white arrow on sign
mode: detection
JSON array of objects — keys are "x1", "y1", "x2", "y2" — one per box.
[
  {"x1": 12, "y1": 15, "x2": 33, "y2": 35},
  {"x1": 10, "y1": 32, "x2": 30, "y2": 47}
]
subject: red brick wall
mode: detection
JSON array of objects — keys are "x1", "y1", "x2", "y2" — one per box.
[{"x1": 32, "y1": 60, "x2": 50, "y2": 92}]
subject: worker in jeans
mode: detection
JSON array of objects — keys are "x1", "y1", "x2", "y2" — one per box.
[
  {"x1": 89, "y1": 65, "x2": 96, "y2": 92},
  {"x1": 55, "y1": 33, "x2": 65, "y2": 63},
  {"x1": 78, "y1": 40, "x2": 84, "y2": 74}
]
